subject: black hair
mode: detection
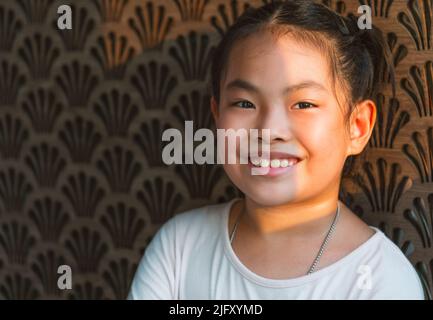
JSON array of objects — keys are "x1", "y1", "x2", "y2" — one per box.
[{"x1": 209, "y1": 0, "x2": 396, "y2": 179}]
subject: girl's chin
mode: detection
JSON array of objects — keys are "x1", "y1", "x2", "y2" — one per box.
[{"x1": 224, "y1": 171, "x2": 300, "y2": 200}]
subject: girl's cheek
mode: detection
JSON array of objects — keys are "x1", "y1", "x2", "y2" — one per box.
[
  {"x1": 296, "y1": 115, "x2": 345, "y2": 160},
  {"x1": 219, "y1": 112, "x2": 252, "y2": 130}
]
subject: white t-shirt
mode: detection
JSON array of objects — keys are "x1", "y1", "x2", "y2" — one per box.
[{"x1": 128, "y1": 198, "x2": 425, "y2": 300}]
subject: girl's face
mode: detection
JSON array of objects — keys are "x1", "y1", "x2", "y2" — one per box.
[{"x1": 211, "y1": 30, "x2": 355, "y2": 207}]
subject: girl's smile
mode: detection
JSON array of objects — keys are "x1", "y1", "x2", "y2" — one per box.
[{"x1": 247, "y1": 151, "x2": 303, "y2": 178}]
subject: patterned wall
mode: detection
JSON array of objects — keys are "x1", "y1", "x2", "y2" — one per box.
[{"x1": 0, "y1": 0, "x2": 431, "y2": 300}]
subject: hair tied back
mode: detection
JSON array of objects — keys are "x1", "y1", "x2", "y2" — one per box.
[{"x1": 336, "y1": 15, "x2": 351, "y2": 36}]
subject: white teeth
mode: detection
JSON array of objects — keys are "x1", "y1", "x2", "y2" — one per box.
[
  {"x1": 251, "y1": 158, "x2": 299, "y2": 168},
  {"x1": 270, "y1": 159, "x2": 280, "y2": 168},
  {"x1": 287, "y1": 158, "x2": 298, "y2": 166},
  {"x1": 280, "y1": 159, "x2": 289, "y2": 168},
  {"x1": 260, "y1": 159, "x2": 270, "y2": 167}
]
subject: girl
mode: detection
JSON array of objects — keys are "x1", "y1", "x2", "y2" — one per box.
[{"x1": 128, "y1": 0, "x2": 424, "y2": 299}]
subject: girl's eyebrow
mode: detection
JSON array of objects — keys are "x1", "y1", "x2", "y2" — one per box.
[{"x1": 225, "y1": 78, "x2": 327, "y2": 94}]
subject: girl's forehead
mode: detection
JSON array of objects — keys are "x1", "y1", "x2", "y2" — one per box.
[{"x1": 223, "y1": 32, "x2": 333, "y2": 92}]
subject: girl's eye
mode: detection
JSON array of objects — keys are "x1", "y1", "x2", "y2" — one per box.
[
  {"x1": 294, "y1": 102, "x2": 317, "y2": 109},
  {"x1": 232, "y1": 101, "x2": 255, "y2": 109}
]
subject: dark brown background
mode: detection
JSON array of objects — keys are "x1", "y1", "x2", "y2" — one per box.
[{"x1": 0, "y1": 0, "x2": 431, "y2": 299}]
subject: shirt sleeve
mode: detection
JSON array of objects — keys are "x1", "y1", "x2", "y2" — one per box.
[
  {"x1": 368, "y1": 270, "x2": 425, "y2": 300},
  {"x1": 127, "y1": 215, "x2": 178, "y2": 300},
  {"x1": 367, "y1": 245, "x2": 425, "y2": 300}
]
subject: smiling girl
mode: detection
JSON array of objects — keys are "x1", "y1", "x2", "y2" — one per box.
[{"x1": 128, "y1": 0, "x2": 424, "y2": 300}]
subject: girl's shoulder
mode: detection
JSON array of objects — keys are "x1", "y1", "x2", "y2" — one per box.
[
  {"x1": 365, "y1": 230, "x2": 425, "y2": 299},
  {"x1": 333, "y1": 203, "x2": 424, "y2": 299}
]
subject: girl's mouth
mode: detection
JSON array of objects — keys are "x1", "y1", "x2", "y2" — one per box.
[{"x1": 247, "y1": 152, "x2": 302, "y2": 177}]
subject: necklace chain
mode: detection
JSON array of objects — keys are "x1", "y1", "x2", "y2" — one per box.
[{"x1": 229, "y1": 200, "x2": 341, "y2": 275}]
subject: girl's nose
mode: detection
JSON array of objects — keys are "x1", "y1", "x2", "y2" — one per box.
[{"x1": 257, "y1": 106, "x2": 293, "y2": 142}]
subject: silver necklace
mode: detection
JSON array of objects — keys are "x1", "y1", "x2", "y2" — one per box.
[{"x1": 229, "y1": 201, "x2": 340, "y2": 275}]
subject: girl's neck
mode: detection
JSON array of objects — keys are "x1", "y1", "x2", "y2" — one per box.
[{"x1": 239, "y1": 193, "x2": 341, "y2": 242}]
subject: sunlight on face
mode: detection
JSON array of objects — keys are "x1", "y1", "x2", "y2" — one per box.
[{"x1": 214, "y1": 30, "x2": 351, "y2": 207}]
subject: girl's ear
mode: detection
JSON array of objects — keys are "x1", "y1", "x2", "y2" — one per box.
[
  {"x1": 347, "y1": 99, "x2": 377, "y2": 156},
  {"x1": 210, "y1": 96, "x2": 219, "y2": 121}
]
